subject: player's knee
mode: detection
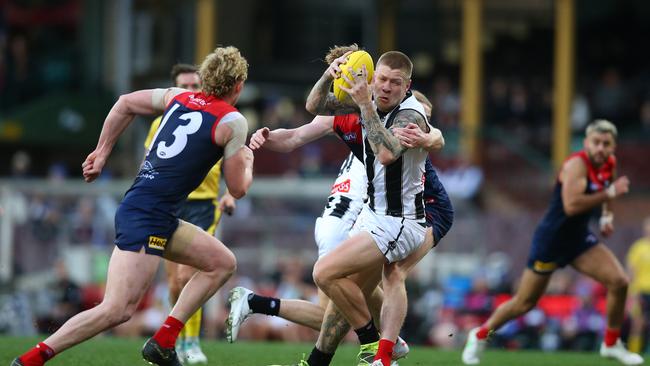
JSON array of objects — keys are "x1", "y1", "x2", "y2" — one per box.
[
  {"x1": 176, "y1": 270, "x2": 194, "y2": 289},
  {"x1": 385, "y1": 266, "x2": 408, "y2": 284},
  {"x1": 608, "y1": 273, "x2": 630, "y2": 291},
  {"x1": 201, "y1": 247, "x2": 236, "y2": 274},
  {"x1": 312, "y1": 261, "x2": 333, "y2": 291},
  {"x1": 101, "y1": 302, "x2": 136, "y2": 326},
  {"x1": 513, "y1": 297, "x2": 537, "y2": 315},
  {"x1": 223, "y1": 250, "x2": 237, "y2": 275}
]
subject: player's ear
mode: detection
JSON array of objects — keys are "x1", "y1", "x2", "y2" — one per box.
[{"x1": 235, "y1": 81, "x2": 244, "y2": 95}]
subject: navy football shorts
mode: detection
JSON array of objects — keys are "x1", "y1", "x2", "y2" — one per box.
[
  {"x1": 177, "y1": 199, "x2": 218, "y2": 234},
  {"x1": 527, "y1": 229, "x2": 599, "y2": 274},
  {"x1": 114, "y1": 203, "x2": 180, "y2": 257},
  {"x1": 425, "y1": 193, "x2": 454, "y2": 245}
]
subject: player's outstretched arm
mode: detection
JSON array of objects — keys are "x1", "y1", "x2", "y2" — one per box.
[
  {"x1": 249, "y1": 115, "x2": 334, "y2": 153},
  {"x1": 561, "y1": 157, "x2": 630, "y2": 216},
  {"x1": 393, "y1": 123, "x2": 445, "y2": 152},
  {"x1": 217, "y1": 112, "x2": 253, "y2": 199},
  {"x1": 83, "y1": 88, "x2": 181, "y2": 182}
]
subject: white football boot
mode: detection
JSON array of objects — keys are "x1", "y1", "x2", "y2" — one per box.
[
  {"x1": 226, "y1": 286, "x2": 254, "y2": 343},
  {"x1": 392, "y1": 336, "x2": 410, "y2": 360},
  {"x1": 600, "y1": 339, "x2": 644, "y2": 365},
  {"x1": 461, "y1": 327, "x2": 487, "y2": 365},
  {"x1": 183, "y1": 337, "x2": 207, "y2": 365}
]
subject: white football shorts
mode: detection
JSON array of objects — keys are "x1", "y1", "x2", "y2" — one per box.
[{"x1": 350, "y1": 205, "x2": 427, "y2": 263}]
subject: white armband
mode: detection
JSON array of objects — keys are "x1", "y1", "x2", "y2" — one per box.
[
  {"x1": 151, "y1": 87, "x2": 186, "y2": 112},
  {"x1": 220, "y1": 112, "x2": 249, "y2": 158},
  {"x1": 599, "y1": 212, "x2": 613, "y2": 227},
  {"x1": 606, "y1": 184, "x2": 617, "y2": 199}
]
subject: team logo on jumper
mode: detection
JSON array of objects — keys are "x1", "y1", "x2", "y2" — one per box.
[
  {"x1": 331, "y1": 179, "x2": 351, "y2": 194},
  {"x1": 342, "y1": 132, "x2": 357, "y2": 141},
  {"x1": 148, "y1": 236, "x2": 167, "y2": 250},
  {"x1": 137, "y1": 160, "x2": 158, "y2": 180},
  {"x1": 533, "y1": 260, "x2": 557, "y2": 273}
]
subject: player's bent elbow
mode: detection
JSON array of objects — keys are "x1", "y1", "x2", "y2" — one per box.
[
  {"x1": 563, "y1": 203, "x2": 579, "y2": 216},
  {"x1": 305, "y1": 100, "x2": 319, "y2": 115},
  {"x1": 434, "y1": 136, "x2": 445, "y2": 150},
  {"x1": 228, "y1": 187, "x2": 247, "y2": 199}
]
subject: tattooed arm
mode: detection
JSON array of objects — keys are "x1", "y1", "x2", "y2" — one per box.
[
  {"x1": 306, "y1": 52, "x2": 360, "y2": 116},
  {"x1": 361, "y1": 105, "x2": 427, "y2": 165}
]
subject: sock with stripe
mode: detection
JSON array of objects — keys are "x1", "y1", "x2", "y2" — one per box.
[
  {"x1": 153, "y1": 316, "x2": 185, "y2": 349},
  {"x1": 373, "y1": 338, "x2": 395, "y2": 366},
  {"x1": 18, "y1": 342, "x2": 55, "y2": 366}
]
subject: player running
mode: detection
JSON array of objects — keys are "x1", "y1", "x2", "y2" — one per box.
[
  {"x1": 462, "y1": 120, "x2": 643, "y2": 366},
  {"x1": 144, "y1": 63, "x2": 237, "y2": 365},
  {"x1": 11, "y1": 46, "x2": 253, "y2": 366}
]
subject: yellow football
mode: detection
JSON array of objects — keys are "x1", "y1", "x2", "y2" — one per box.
[{"x1": 333, "y1": 50, "x2": 374, "y2": 102}]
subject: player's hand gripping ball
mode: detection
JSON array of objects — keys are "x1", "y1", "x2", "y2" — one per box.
[{"x1": 333, "y1": 50, "x2": 374, "y2": 103}]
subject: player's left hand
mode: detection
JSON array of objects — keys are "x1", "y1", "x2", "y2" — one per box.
[
  {"x1": 600, "y1": 213, "x2": 614, "y2": 237},
  {"x1": 393, "y1": 123, "x2": 433, "y2": 148},
  {"x1": 219, "y1": 193, "x2": 237, "y2": 216},
  {"x1": 82, "y1": 150, "x2": 106, "y2": 183},
  {"x1": 339, "y1": 64, "x2": 372, "y2": 107}
]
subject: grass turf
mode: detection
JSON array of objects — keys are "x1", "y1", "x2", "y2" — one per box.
[{"x1": 0, "y1": 336, "x2": 620, "y2": 366}]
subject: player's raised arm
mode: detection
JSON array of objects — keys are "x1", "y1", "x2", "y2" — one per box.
[
  {"x1": 82, "y1": 87, "x2": 185, "y2": 182},
  {"x1": 560, "y1": 157, "x2": 629, "y2": 216},
  {"x1": 217, "y1": 112, "x2": 253, "y2": 199},
  {"x1": 306, "y1": 47, "x2": 359, "y2": 116},
  {"x1": 249, "y1": 115, "x2": 335, "y2": 152}
]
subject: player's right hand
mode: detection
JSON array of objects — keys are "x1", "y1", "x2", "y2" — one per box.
[
  {"x1": 249, "y1": 127, "x2": 270, "y2": 150},
  {"x1": 327, "y1": 51, "x2": 353, "y2": 79},
  {"x1": 611, "y1": 175, "x2": 630, "y2": 197},
  {"x1": 81, "y1": 150, "x2": 106, "y2": 183}
]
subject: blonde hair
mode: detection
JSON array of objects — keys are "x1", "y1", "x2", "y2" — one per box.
[
  {"x1": 586, "y1": 119, "x2": 618, "y2": 139},
  {"x1": 377, "y1": 51, "x2": 413, "y2": 79},
  {"x1": 411, "y1": 90, "x2": 432, "y2": 113},
  {"x1": 199, "y1": 46, "x2": 248, "y2": 98},
  {"x1": 325, "y1": 44, "x2": 360, "y2": 64}
]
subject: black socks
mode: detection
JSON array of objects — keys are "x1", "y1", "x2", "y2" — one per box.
[{"x1": 247, "y1": 293, "x2": 281, "y2": 316}]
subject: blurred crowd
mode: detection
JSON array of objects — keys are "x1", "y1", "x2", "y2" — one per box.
[
  {"x1": 2, "y1": 0, "x2": 650, "y2": 358},
  {"x1": 4, "y1": 245, "x2": 639, "y2": 354}
]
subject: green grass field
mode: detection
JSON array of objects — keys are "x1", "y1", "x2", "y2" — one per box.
[{"x1": 0, "y1": 336, "x2": 622, "y2": 366}]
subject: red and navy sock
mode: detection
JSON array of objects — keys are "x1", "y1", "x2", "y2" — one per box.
[
  {"x1": 18, "y1": 342, "x2": 55, "y2": 366},
  {"x1": 604, "y1": 328, "x2": 621, "y2": 347},
  {"x1": 248, "y1": 293, "x2": 281, "y2": 316},
  {"x1": 152, "y1": 316, "x2": 185, "y2": 349},
  {"x1": 373, "y1": 338, "x2": 395, "y2": 366}
]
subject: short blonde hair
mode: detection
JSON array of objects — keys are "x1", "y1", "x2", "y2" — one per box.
[
  {"x1": 199, "y1": 46, "x2": 248, "y2": 98},
  {"x1": 377, "y1": 51, "x2": 413, "y2": 79},
  {"x1": 586, "y1": 119, "x2": 618, "y2": 139},
  {"x1": 325, "y1": 44, "x2": 360, "y2": 64}
]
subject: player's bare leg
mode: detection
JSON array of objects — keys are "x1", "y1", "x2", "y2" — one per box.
[
  {"x1": 164, "y1": 221, "x2": 236, "y2": 323},
  {"x1": 313, "y1": 232, "x2": 385, "y2": 329},
  {"x1": 572, "y1": 243, "x2": 643, "y2": 365},
  {"x1": 141, "y1": 221, "x2": 236, "y2": 366},
  {"x1": 573, "y1": 244, "x2": 628, "y2": 329},
  {"x1": 462, "y1": 269, "x2": 550, "y2": 365},
  {"x1": 375, "y1": 229, "x2": 433, "y2": 365},
  {"x1": 13, "y1": 247, "x2": 160, "y2": 365},
  {"x1": 49, "y1": 247, "x2": 160, "y2": 350},
  {"x1": 165, "y1": 260, "x2": 206, "y2": 364}
]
